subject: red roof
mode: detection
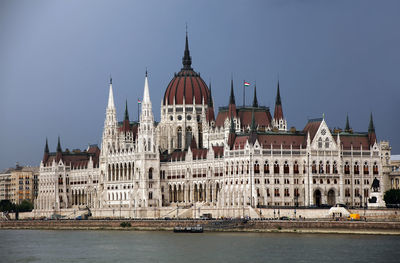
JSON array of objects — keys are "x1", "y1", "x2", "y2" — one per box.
[
  {"x1": 43, "y1": 145, "x2": 100, "y2": 168},
  {"x1": 257, "y1": 134, "x2": 306, "y2": 149},
  {"x1": 303, "y1": 119, "x2": 322, "y2": 140},
  {"x1": 163, "y1": 70, "x2": 210, "y2": 105},
  {"x1": 216, "y1": 108, "x2": 272, "y2": 128},
  {"x1": 340, "y1": 134, "x2": 370, "y2": 150}
]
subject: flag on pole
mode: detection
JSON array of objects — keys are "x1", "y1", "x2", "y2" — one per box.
[
  {"x1": 138, "y1": 99, "x2": 141, "y2": 104},
  {"x1": 244, "y1": 81, "x2": 251, "y2": 87}
]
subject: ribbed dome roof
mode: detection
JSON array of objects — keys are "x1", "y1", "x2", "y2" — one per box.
[{"x1": 163, "y1": 33, "x2": 210, "y2": 105}]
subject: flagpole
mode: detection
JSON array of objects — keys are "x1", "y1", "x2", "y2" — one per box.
[{"x1": 243, "y1": 80, "x2": 245, "y2": 107}]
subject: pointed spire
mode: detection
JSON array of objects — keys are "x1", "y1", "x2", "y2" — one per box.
[
  {"x1": 107, "y1": 77, "x2": 115, "y2": 109},
  {"x1": 273, "y1": 81, "x2": 284, "y2": 121},
  {"x1": 275, "y1": 81, "x2": 281, "y2": 105},
  {"x1": 229, "y1": 79, "x2": 236, "y2": 105},
  {"x1": 252, "y1": 85, "x2": 258, "y2": 108},
  {"x1": 44, "y1": 137, "x2": 49, "y2": 153},
  {"x1": 124, "y1": 99, "x2": 129, "y2": 121},
  {"x1": 368, "y1": 112, "x2": 375, "y2": 132},
  {"x1": 208, "y1": 82, "x2": 213, "y2": 107},
  {"x1": 143, "y1": 70, "x2": 150, "y2": 104},
  {"x1": 182, "y1": 30, "x2": 192, "y2": 70},
  {"x1": 345, "y1": 114, "x2": 350, "y2": 131},
  {"x1": 56, "y1": 136, "x2": 62, "y2": 152}
]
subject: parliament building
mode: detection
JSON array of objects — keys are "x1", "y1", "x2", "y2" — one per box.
[{"x1": 35, "y1": 34, "x2": 392, "y2": 218}]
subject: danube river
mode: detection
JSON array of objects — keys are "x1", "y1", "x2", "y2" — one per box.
[{"x1": 0, "y1": 230, "x2": 399, "y2": 262}]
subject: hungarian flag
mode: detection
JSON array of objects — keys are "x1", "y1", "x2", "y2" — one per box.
[
  {"x1": 138, "y1": 99, "x2": 141, "y2": 104},
  {"x1": 244, "y1": 81, "x2": 251, "y2": 87}
]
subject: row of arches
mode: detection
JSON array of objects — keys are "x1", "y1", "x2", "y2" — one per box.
[{"x1": 107, "y1": 162, "x2": 134, "y2": 182}]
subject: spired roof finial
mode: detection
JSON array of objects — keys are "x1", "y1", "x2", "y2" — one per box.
[
  {"x1": 182, "y1": 28, "x2": 192, "y2": 70},
  {"x1": 275, "y1": 80, "x2": 281, "y2": 105},
  {"x1": 57, "y1": 136, "x2": 62, "y2": 152},
  {"x1": 229, "y1": 78, "x2": 236, "y2": 105},
  {"x1": 124, "y1": 99, "x2": 129, "y2": 121},
  {"x1": 208, "y1": 82, "x2": 213, "y2": 107},
  {"x1": 369, "y1": 112, "x2": 375, "y2": 132},
  {"x1": 252, "y1": 84, "x2": 258, "y2": 108},
  {"x1": 345, "y1": 114, "x2": 350, "y2": 131},
  {"x1": 44, "y1": 137, "x2": 49, "y2": 153}
]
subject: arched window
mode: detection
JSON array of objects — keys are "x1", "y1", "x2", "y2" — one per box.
[
  {"x1": 344, "y1": 162, "x2": 350, "y2": 174},
  {"x1": 312, "y1": 161, "x2": 317, "y2": 174},
  {"x1": 373, "y1": 162, "x2": 378, "y2": 175},
  {"x1": 177, "y1": 127, "x2": 182, "y2": 149},
  {"x1": 333, "y1": 161, "x2": 338, "y2": 174},
  {"x1": 325, "y1": 138, "x2": 329, "y2": 148},
  {"x1": 318, "y1": 138, "x2": 322, "y2": 148},
  {"x1": 185, "y1": 126, "x2": 192, "y2": 149},
  {"x1": 326, "y1": 161, "x2": 330, "y2": 174},
  {"x1": 254, "y1": 161, "x2": 260, "y2": 174},
  {"x1": 354, "y1": 162, "x2": 359, "y2": 174},
  {"x1": 149, "y1": 168, "x2": 153, "y2": 180},
  {"x1": 319, "y1": 161, "x2": 324, "y2": 174},
  {"x1": 284, "y1": 161, "x2": 289, "y2": 174},
  {"x1": 274, "y1": 161, "x2": 279, "y2": 174},
  {"x1": 293, "y1": 161, "x2": 299, "y2": 174},
  {"x1": 363, "y1": 162, "x2": 369, "y2": 175},
  {"x1": 264, "y1": 161, "x2": 269, "y2": 174}
]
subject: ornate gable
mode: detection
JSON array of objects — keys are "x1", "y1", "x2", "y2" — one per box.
[{"x1": 310, "y1": 119, "x2": 338, "y2": 151}]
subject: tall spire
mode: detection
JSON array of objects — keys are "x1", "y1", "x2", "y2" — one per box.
[
  {"x1": 208, "y1": 82, "x2": 213, "y2": 107},
  {"x1": 345, "y1": 114, "x2": 350, "y2": 131},
  {"x1": 107, "y1": 76, "x2": 115, "y2": 109},
  {"x1": 143, "y1": 70, "x2": 151, "y2": 104},
  {"x1": 124, "y1": 99, "x2": 129, "y2": 121},
  {"x1": 228, "y1": 78, "x2": 237, "y2": 119},
  {"x1": 274, "y1": 81, "x2": 284, "y2": 120},
  {"x1": 368, "y1": 112, "x2": 375, "y2": 132},
  {"x1": 182, "y1": 30, "x2": 192, "y2": 70},
  {"x1": 368, "y1": 112, "x2": 377, "y2": 145},
  {"x1": 57, "y1": 136, "x2": 62, "y2": 152},
  {"x1": 44, "y1": 137, "x2": 49, "y2": 153},
  {"x1": 229, "y1": 79, "x2": 236, "y2": 105},
  {"x1": 275, "y1": 80, "x2": 281, "y2": 105},
  {"x1": 252, "y1": 85, "x2": 258, "y2": 108}
]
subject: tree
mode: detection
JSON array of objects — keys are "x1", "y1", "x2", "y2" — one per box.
[
  {"x1": 16, "y1": 200, "x2": 34, "y2": 212},
  {"x1": 0, "y1": 200, "x2": 15, "y2": 212},
  {"x1": 384, "y1": 189, "x2": 400, "y2": 207}
]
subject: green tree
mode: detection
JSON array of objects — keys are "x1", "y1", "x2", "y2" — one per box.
[
  {"x1": 384, "y1": 189, "x2": 400, "y2": 207},
  {"x1": 16, "y1": 200, "x2": 34, "y2": 212},
  {"x1": 0, "y1": 200, "x2": 15, "y2": 212}
]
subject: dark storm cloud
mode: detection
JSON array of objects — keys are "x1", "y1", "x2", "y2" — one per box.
[{"x1": 0, "y1": 0, "x2": 399, "y2": 169}]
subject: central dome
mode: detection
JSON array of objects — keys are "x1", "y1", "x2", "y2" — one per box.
[{"x1": 163, "y1": 34, "x2": 210, "y2": 105}]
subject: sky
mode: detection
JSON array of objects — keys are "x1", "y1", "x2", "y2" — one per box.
[{"x1": 0, "y1": 0, "x2": 399, "y2": 170}]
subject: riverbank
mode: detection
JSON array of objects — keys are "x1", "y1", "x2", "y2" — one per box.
[{"x1": 1, "y1": 219, "x2": 400, "y2": 235}]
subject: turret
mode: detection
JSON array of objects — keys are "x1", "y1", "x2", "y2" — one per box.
[{"x1": 272, "y1": 81, "x2": 287, "y2": 131}]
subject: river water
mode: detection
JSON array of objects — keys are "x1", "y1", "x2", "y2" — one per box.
[{"x1": 0, "y1": 230, "x2": 399, "y2": 263}]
